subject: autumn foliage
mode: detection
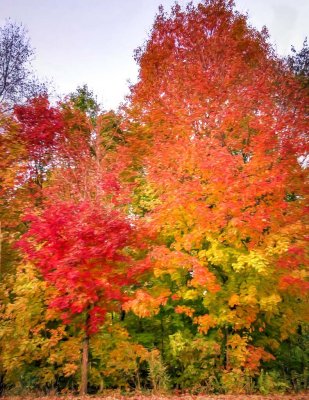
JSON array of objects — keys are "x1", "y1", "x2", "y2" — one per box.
[
  {"x1": 18, "y1": 200, "x2": 136, "y2": 334},
  {"x1": 0, "y1": 0, "x2": 308, "y2": 396}
]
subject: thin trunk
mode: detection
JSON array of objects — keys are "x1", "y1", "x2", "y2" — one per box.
[
  {"x1": 221, "y1": 326, "x2": 228, "y2": 369},
  {"x1": 160, "y1": 314, "x2": 164, "y2": 357},
  {"x1": 120, "y1": 309, "x2": 126, "y2": 321},
  {"x1": 135, "y1": 368, "x2": 141, "y2": 391},
  {"x1": 80, "y1": 333, "x2": 89, "y2": 395},
  {"x1": 98, "y1": 375, "x2": 104, "y2": 393}
]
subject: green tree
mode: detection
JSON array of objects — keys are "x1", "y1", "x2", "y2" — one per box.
[{"x1": 69, "y1": 84, "x2": 100, "y2": 120}]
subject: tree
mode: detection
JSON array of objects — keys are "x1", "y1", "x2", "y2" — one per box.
[
  {"x1": 287, "y1": 37, "x2": 309, "y2": 89},
  {"x1": 124, "y1": 0, "x2": 308, "y2": 387},
  {"x1": 1, "y1": 90, "x2": 150, "y2": 392},
  {"x1": 14, "y1": 98, "x2": 149, "y2": 394},
  {"x1": 0, "y1": 20, "x2": 46, "y2": 109},
  {"x1": 18, "y1": 199, "x2": 139, "y2": 394},
  {"x1": 69, "y1": 84, "x2": 100, "y2": 120}
]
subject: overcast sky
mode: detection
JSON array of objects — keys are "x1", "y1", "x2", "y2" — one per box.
[{"x1": 1, "y1": 0, "x2": 308, "y2": 110}]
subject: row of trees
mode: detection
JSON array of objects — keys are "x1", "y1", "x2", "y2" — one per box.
[{"x1": 0, "y1": 0, "x2": 308, "y2": 395}]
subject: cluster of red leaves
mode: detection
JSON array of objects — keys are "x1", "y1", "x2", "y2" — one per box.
[
  {"x1": 14, "y1": 97, "x2": 64, "y2": 152},
  {"x1": 18, "y1": 200, "x2": 138, "y2": 334}
]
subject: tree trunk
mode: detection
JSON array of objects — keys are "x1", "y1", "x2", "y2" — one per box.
[
  {"x1": 221, "y1": 326, "x2": 228, "y2": 369},
  {"x1": 80, "y1": 334, "x2": 89, "y2": 395}
]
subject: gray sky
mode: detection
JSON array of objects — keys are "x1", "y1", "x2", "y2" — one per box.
[{"x1": 1, "y1": 0, "x2": 308, "y2": 110}]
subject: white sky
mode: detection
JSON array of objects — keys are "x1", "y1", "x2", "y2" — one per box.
[{"x1": 1, "y1": 0, "x2": 308, "y2": 110}]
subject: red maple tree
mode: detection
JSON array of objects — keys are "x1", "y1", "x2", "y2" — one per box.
[{"x1": 18, "y1": 197, "x2": 145, "y2": 393}]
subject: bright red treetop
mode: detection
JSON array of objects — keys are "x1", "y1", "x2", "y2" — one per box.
[{"x1": 14, "y1": 97, "x2": 64, "y2": 169}]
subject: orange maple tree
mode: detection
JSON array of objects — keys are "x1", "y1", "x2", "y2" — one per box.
[{"x1": 124, "y1": 0, "x2": 308, "y2": 376}]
